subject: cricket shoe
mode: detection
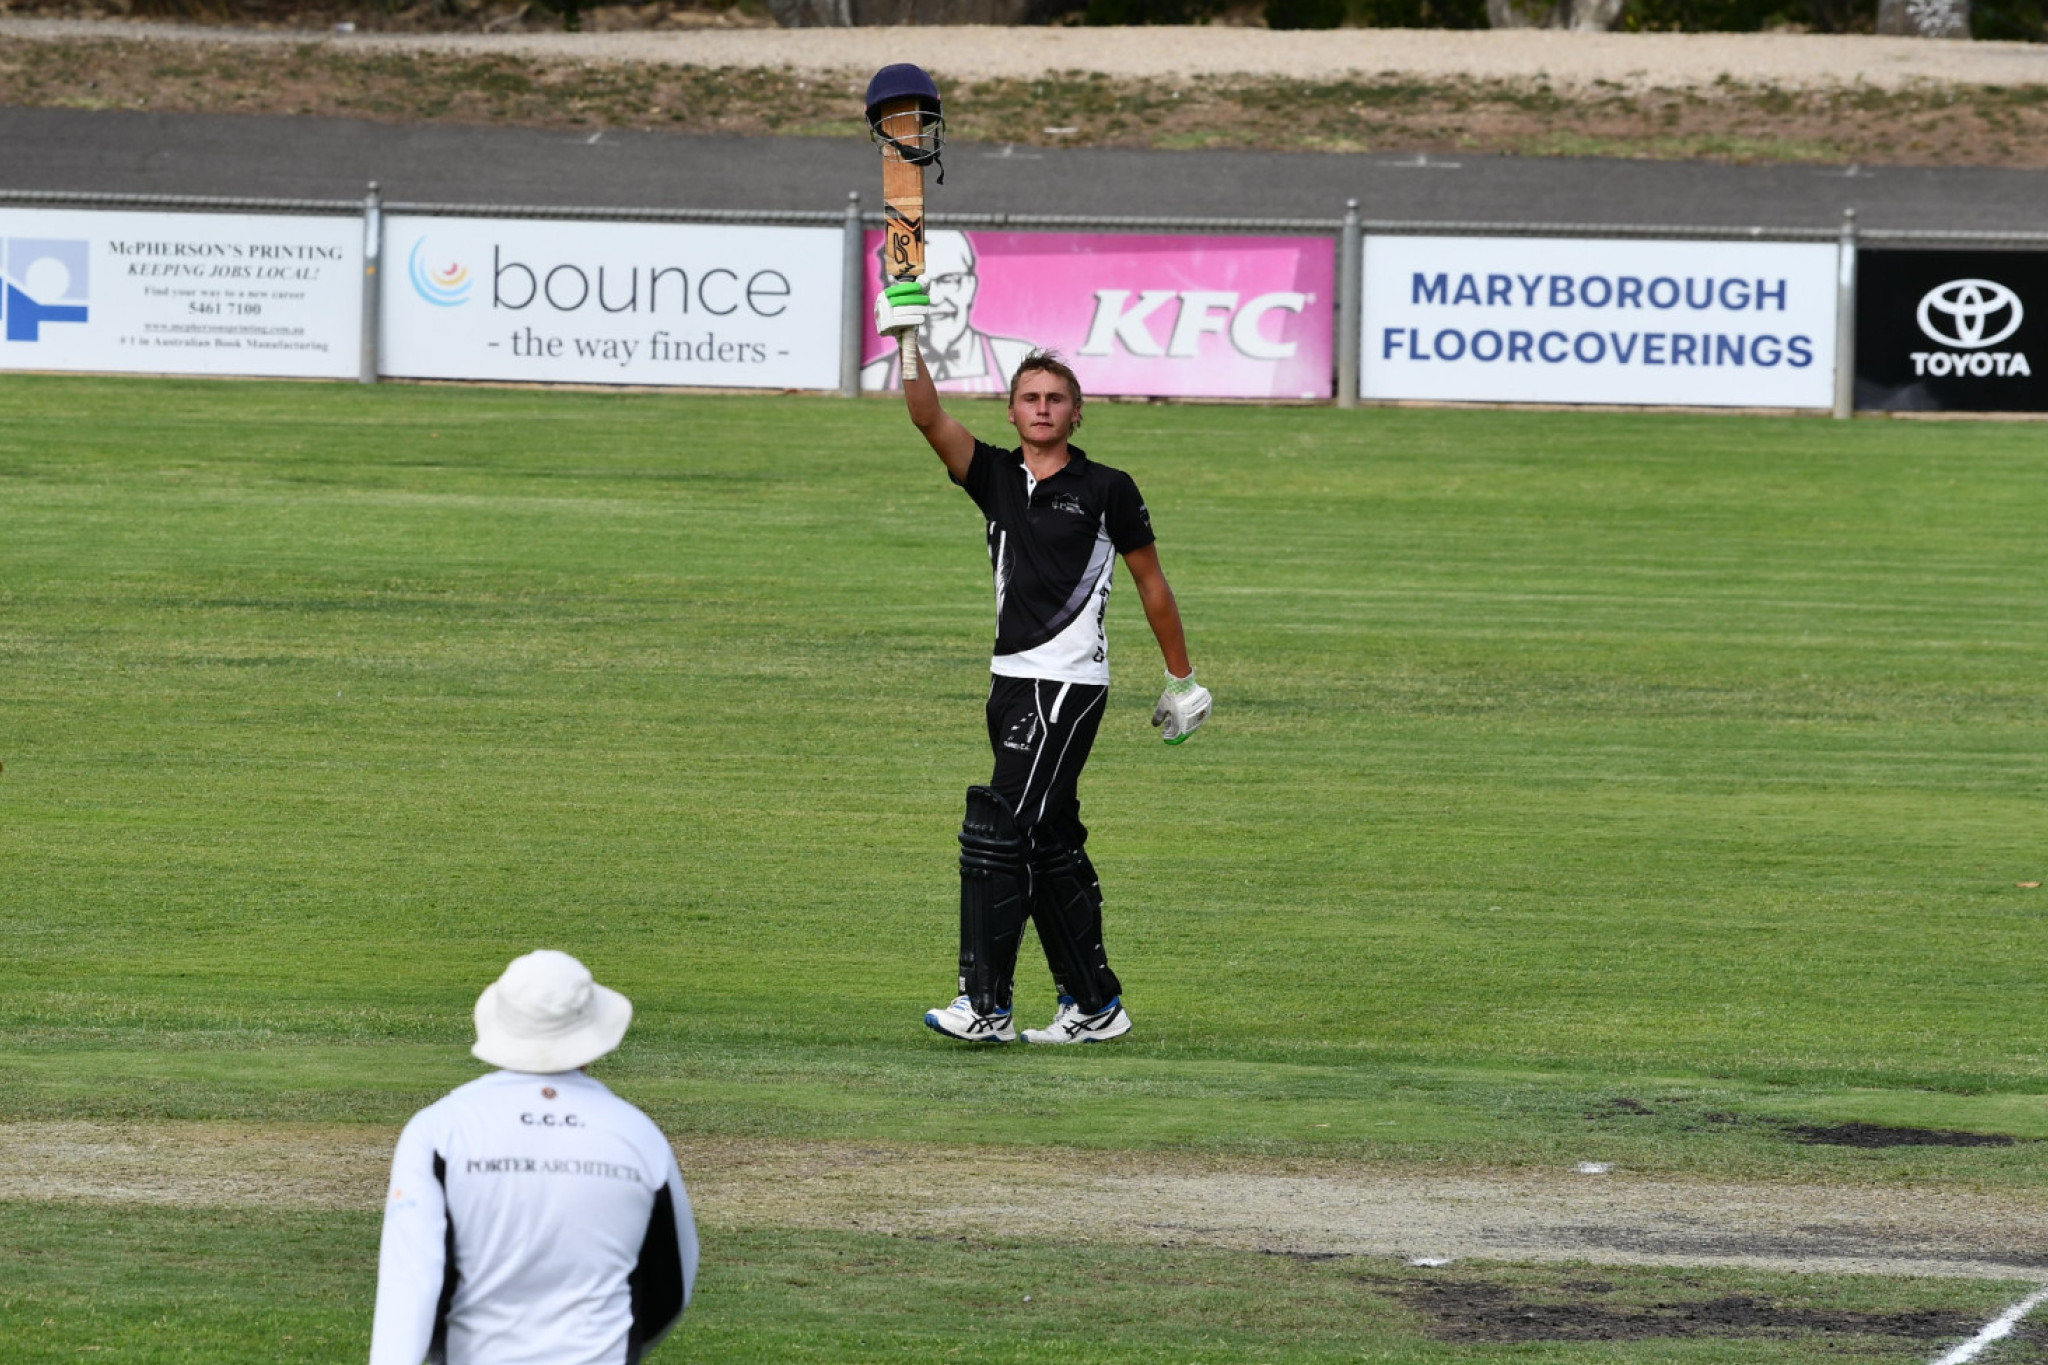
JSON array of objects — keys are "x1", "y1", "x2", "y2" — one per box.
[
  {"x1": 924, "y1": 995, "x2": 1017, "y2": 1043},
  {"x1": 1023, "y1": 995, "x2": 1133, "y2": 1045}
]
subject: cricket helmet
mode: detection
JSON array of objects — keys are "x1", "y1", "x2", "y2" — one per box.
[
  {"x1": 865, "y1": 63, "x2": 943, "y2": 122},
  {"x1": 865, "y1": 63, "x2": 945, "y2": 170}
]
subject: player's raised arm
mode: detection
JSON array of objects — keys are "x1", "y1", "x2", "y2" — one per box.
[{"x1": 876, "y1": 282, "x2": 974, "y2": 480}]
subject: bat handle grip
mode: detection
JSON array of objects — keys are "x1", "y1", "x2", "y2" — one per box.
[{"x1": 899, "y1": 331, "x2": 920, "y2": 382}]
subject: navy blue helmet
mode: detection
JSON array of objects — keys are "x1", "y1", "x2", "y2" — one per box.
[
  {"x1": 865, "y1": 64, "x2": 945, "y2": 175},
  {"x1": 864, "y1": 64, "x2": 943, "y2": 123}
]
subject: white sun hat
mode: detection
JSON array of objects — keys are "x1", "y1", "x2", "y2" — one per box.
[{"x1": 472, "y1": 950, "x2": 633, "y2": 1074}]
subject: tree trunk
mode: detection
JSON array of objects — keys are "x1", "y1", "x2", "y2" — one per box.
[
  {"x1": 769, "y1": 0, "x2": 1049, "y2": 21},
  {"x1": 765, "y1": 0, "x2": 850, "y2": 24},
  {"x1": 1876, "y1": 0, "x2": 1971, "y2": 36},
  {"x1": 1486, "y1": 0, "x2": 1562, "y2": 26},
  {"x1": 1486, "y1": 0, "x2": 1625, "y2": 28},
  {"x1": 1567, "y1": 0, "x2": 1626, "y2": 29}
]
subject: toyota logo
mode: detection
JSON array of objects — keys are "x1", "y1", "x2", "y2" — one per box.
[{"x1": 1916, "y1": 278, "x2": 2024, "y2": 350}]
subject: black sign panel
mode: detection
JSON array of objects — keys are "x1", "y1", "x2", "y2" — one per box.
[{"x1": 1856, "y1": 250, "x2": 2048, "y2": 412}]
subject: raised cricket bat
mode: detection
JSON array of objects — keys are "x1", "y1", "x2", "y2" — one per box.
[
  {"x1": 866, "y1": 64, "x2": 944, "y2": 385},
  {"x1": 876, "y1": 99, "x2": 929, "y2": 382}
]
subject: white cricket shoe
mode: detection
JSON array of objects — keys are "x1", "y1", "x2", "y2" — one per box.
[
  {"x1": 924, "y1": 995, "x2": 1016, "y2": 1043},
  {"x1": 1023, "y1": 995, "x2": 1133, "y2": 1044}
]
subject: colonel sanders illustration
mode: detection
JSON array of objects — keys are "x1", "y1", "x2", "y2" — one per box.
[{"x1": 862, "y1": 230, "x2": 1038, "y2": 394}]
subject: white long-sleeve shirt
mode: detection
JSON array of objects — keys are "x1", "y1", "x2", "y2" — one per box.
[{"x1": 369, "y1": 1069, "x2": 698, "y2": 1365}]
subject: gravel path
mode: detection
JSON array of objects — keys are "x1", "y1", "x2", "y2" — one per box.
[
  {"x1": 8, "y1": 1121, "x2": 2046, "y2": 1280},
  {"x1": 3, "y1": 17, "x2": 2047, "y2": 91}
]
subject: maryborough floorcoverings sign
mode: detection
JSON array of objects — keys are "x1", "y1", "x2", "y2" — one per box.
[{"x1": 1360, "y1": 236, "x2": 1840, "y2": 409}]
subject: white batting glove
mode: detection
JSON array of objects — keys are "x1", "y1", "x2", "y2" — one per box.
[
  {"x1": 1151, "y1": 669, "x2": 1212, "y2": 745},
  {"x1": 874, "y1": 279, "x2": 929, "y2": 338}
]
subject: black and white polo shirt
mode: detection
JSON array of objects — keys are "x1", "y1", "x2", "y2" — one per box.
[{"x1": 957, "y1": 440, "x2": 1156, "y2": 686}]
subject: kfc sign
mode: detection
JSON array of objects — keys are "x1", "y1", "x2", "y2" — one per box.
[
  {"x1": 862, "y1": 229, "x2": 1333, "y2": 400},
  {"x1": 1080, "y1": 288, "x2": 1309, "y2": 360}
]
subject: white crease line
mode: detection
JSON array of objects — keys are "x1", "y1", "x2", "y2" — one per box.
[{"x1": 1929, "y1": 1284, "x2": 2048, "y2": 1365}]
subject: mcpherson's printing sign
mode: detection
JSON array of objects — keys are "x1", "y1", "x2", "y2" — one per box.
[
  {"x1": 0, "y1": 207, "x2": 361, "y2": 379},
  {"x1": 379, "y1": 216, "x2": 843, "y2": 389},
  {"x1": 1362, "y1": 236, "x2": 1839, "y2": 409}
]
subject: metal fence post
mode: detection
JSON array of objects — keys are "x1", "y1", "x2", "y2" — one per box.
[
  {"x1": 840, "y1": 191, "x2": 864, "y2": 398},
  {"x1": 360, "y1": 181, "x2": 383, "y2": 385},
  {"x1": 1337, "y1": 198, "x2": 1362, "y2": 409},
  {"x1": 1833, "y1": 207, "x2": 1857, "y2": 420}
]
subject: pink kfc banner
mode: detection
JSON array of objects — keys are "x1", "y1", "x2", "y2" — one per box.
[{"x1": 861, "y1": 230, "x2": 1334, "y2": 400}]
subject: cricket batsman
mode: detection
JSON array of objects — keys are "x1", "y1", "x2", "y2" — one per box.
[{"x1": 877, "y1": 285, "x2": 1212, "y2": 1045}]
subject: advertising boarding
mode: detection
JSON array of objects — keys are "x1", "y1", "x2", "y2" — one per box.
[
  {"x1": 0, "y1": 208, "x2": 361, "y2": 379},
  {"x1": 860, "y1": 230, "x2": 1334, "y2": 400},
  {"x1": 380, "y1": 216, "x2": 844, "y2": 389},
  {"x1": 1854, "y1": 250, "x2": 2047, "y2": 412},
  {"x1": 1362, "y1": 236, "x2": 1839, "y2": 409}
]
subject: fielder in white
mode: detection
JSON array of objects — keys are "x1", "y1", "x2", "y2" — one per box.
[{"x1": 370, "y1": 950, "x2": 698, "y2": 1365}]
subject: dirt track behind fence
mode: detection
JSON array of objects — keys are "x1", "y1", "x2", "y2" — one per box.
[
  {"x1": 7, "y1": 18, "x2": 2048, "y2": 165},
  {"x1": 5, "y1": 18, "x2": 2048, "y2": 91}
]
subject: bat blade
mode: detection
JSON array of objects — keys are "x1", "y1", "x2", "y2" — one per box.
[{"x1": 876, "y1": 97, "x2": 928, "y2": 382}]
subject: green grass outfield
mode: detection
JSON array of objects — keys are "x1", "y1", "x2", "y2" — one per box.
[{"x1": 5, "y1": 376, "x2": 2048, "y2": 1361}]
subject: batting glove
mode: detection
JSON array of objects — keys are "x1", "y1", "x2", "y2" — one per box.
[
  {"x1": 1151, "y1": 669, "x2": 1212, "y2": 745},
  {"x1": 874, "y1": 280, "x2": 930, "y2": 338}
]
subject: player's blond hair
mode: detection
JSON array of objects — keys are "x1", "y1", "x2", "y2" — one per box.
[{"x1": 1007, "y1": 350, "x2": 1084, "y2": 411}]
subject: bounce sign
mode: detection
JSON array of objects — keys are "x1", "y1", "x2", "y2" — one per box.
[
  {"x1": 380, "y1": 216, "x2": 844, "y2": 389},
  {"x1": 1362, "y1": 236, "x2": 1838, "y2": 409}
]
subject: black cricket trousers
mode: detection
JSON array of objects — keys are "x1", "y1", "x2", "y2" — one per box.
[{"x1": 984, "y1": 674, "x2": 1123, "y2": 1008}]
